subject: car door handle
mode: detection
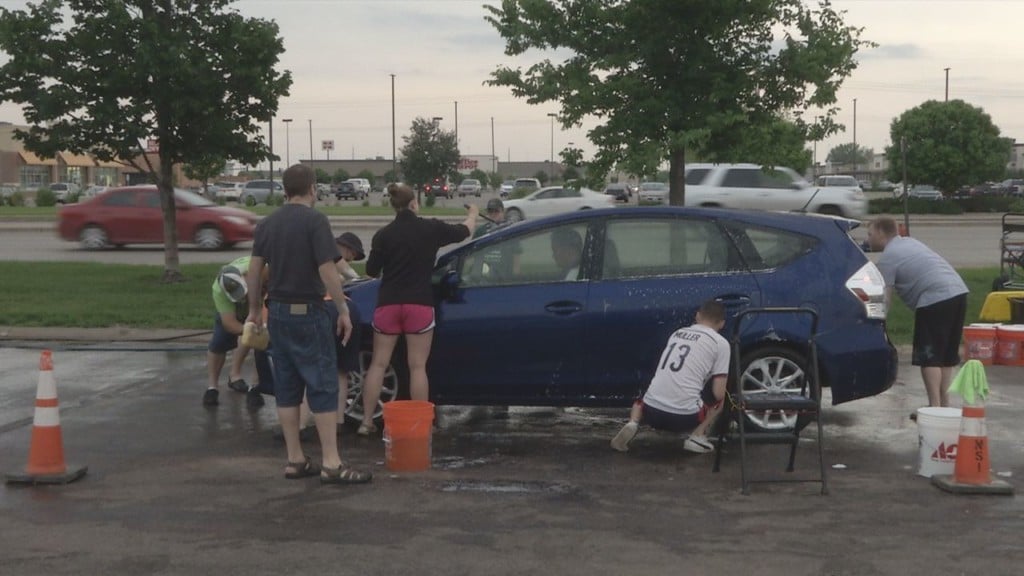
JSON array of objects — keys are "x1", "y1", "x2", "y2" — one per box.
[
  {"x1": 545, "y1": 301, "x2": 583, "y2": 315},
  {"x1": 716, "y1": 295, "x2": 751, "y2": 307}
]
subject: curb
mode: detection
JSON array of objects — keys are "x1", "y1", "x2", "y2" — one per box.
[{"x1": 0, "y1": 326, "x2": 212, "y2": 344}]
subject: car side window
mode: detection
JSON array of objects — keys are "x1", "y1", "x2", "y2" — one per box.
[
  {"x1": 535, "y1": 188, "x2": 559, "y2": 200},
  {"x1": 562, "y1": 188, "x2": 581, "y2": 198},
  {"x1": 102, "y1": 191, "x2": 136, "y2": 207},
  {"x1": 603, "y1": 218, "x2": 737, "y2": 279},
  {"x1": 685, "y1": 168, "x2": 710, "y2": 185},
  {"x1": 721, "y1": 169, "x2": 759, "y2": 188},
  {"x1": 460, "y1": 223, "x2": 588, "y2": 287},
  {"x1": 760, "y1": 169, "x2": 796, "y2": 189},
  {"x1": 141, "y1": 191, "x2": 161, "y2": 208},
  {"x1": 724, "y1": 223, "x2": 817, "y2": 271}
]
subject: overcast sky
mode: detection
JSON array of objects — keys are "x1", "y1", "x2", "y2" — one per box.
[{"x1": 2, "y1": 0, "x2": 1023, "y2": 170}]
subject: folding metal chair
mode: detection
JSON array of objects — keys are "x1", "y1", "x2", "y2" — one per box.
[{"x1": 712, "y1": 307, "x2": 828, "y2": 495}]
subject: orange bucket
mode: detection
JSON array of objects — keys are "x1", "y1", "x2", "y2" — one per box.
[
  {"x1": 382, "y1": 400, "x2": 434, "y2": 472},
  {"x1": 996, "y1": 325, "x2": 1024, "y2": 366},
  {"x1": 962, "y1": 324, "x2": 997, "y2": 365}
]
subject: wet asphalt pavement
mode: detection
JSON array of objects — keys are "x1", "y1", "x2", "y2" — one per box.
[{"x1": 1, "y1": 344, "x2": 1023, "y2": 575}]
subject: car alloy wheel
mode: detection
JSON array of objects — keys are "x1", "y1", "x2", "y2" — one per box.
[
  {"x1": 80, "y1": 225, "x2": 108, "y2": 250},
  {"x1": 505, "y1": 208, "x2": 524, "y2": 222},
  {"x1": 195, "y1": 226, "x2": 225, "y2": 250},
  {"x1": 738, "y1": 346, "x2": 811, "y2": 432},
  {"x1": 344, "y1": 351, "x2": 401, "y2": 425}
]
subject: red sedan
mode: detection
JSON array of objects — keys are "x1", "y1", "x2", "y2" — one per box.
[{"x1": 58, "y1": 185, "x2": 260, "y2": 250}]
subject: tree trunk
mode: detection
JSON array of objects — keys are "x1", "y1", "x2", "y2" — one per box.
[
  {"x1": 158, "y1": 154, "x2": 184, "y2": 283},
  {"x1": 668, "y1": 147, "x2": 686, "y2": 206}
]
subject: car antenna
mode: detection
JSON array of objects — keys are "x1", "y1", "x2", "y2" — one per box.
[{"x1": 796, "y1": 187, "x2": 823, "y2": 214}]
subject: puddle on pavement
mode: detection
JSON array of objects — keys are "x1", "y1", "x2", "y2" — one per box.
[
  {"x1": 439, "y1": 479, "x2": 575, "y2": 495},
  {"x1": 433, "y1": 455, "x2": 494, "y2": 470}
]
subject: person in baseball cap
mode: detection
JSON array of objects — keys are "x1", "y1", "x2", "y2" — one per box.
[
  {"x1": 473, "y1": 198, "x2": 507, "y2": 239},
  {"x1": 335, "y1": 232, "x2": 365, "y2": 282}
]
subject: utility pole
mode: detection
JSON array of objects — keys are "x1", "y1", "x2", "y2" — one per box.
[
  {"x1": 852, "y1": 98, "x2": 858, "y2": 175},
  {"x1": 268, "y1": 118, "x2": 274, "y2": 187},
  {"x1": 813, "y1": 115, "x2": 819, "y2": 178},
  {"x1": 454, "y1": 100, "x2": 459, "y2": 146},
  {"x1": 490, "y1": 116, "x2": 496, "y2": 174},
  {"x1": 901, "y1": 135, "x2": 910, "y2": 235},
  {"x1": 547, "y1": 113, "x2": 556, "y2": 181},
  {"x1": 391, "y1": 74, "x2": 396, "y2": 180},
  {"x1": 944, "y1": 67, "x2": 950, "y2": 102},
  {"x1": 308, "y1": 119, "x2": 313, "y2": 164},
  {"x1": 282, "y1": 118, "x2": 292, "y2": 166}
]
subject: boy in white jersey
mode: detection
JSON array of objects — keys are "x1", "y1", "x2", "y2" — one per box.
[{"x1": 611, "y1": 300, "x2": 730, "y2": 454}]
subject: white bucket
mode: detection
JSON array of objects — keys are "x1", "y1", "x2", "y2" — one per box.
[{"x1": 916, "y1": 407, "x2": 962, "y2": 478}]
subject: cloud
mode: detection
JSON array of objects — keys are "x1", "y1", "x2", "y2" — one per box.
[{"x1": 859, "y1": 43, "x2": 926, "y2": 61}]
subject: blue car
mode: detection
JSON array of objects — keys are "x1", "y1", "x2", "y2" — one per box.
[{"x1": 343, "y1": 207, "x2": 897, "y2": 430}]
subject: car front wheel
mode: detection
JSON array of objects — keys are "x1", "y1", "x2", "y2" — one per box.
[
  {"x1": 505, "y1": 208, "x2": 524, "y2": 222},
  {"x1": 738, "y1": 346, "x2": 812, "y2": 432},
  {"x1": 195, "y1": 226, "x2": 225, "y2": 250},
  {"x1": 80, "y1": 225, "x2": 109, "y2": 250}
]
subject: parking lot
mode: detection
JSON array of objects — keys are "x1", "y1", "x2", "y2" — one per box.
[{"x1": 1, "y1": 344, "x2": 1022, "y2": 575}]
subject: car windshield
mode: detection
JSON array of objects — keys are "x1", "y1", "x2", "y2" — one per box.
[
  {"x1": 174, "y1": 188, "x2": 216, "y2": 206},
  {"x1": 640, "y1": 182, "x2": 668, "y2": 191},
  {"x1": 463, "y1": 179, "x2": 479, "y2": 185},
  {"x1": 828, "y1": 177, "x2": 858, "y2": 186}
]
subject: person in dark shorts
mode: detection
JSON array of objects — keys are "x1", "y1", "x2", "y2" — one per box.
[
  {"x1": 868, "y1": 217, "x2": 969, "y2": 408},
  {"x1": 358, "y1": 183, "x2": 478, "y2": 436},
  {"x1": 611, "y1": 300, "x2": 730, "y2": 454},
  {"x1": 246, "y1": 164, "x2": 371, "y2": 484}
]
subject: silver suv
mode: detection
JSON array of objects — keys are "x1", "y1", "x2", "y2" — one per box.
[
  {"x1": 239, "y1": 180, "x2": 284, "y2": 205},
  {"x1": 684, "y1": 163, "x2": 867, "y2": 219}
]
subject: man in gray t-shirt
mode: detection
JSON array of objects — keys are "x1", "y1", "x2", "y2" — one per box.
[{"x1": 868, "y1": 217, "x2": 968, "y2": 408}]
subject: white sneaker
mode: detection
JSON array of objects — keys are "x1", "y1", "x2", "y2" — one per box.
[
  {"x1": 684, "y1": 434, "x2": 714, "y2": 454},
  {"x1": 611, "y1": 421, "x2": 639, "y2": 452}
]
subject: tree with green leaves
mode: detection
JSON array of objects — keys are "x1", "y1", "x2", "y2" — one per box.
[
  {"x1": 488, "y1": 172, "x2": 505, "y2": 190},
  {"x1": 183, "y1": 154, "x2": 226, "y2": 197},
  {"x1": 486, "y1": 0, "x2": 868, "y2": 205},
  {"x1": 383, "y1": 169, "x2": 399, "y2": 184},
  {"x1": 356, "y1": 169, "x2": 376, "y2": 183},
  {"x1": 827, "y1": 142, "x2": 873, "y2": 166},
  {"x1": 534, "y1": 170, "x2": 549, "y2": 186},
  {"x1": 0, "y1": 0, "x2": 290, "y2": 281},
  {"x1": 699, "y1": 116, "x2": 813, "y2": 175},
  {"x1": 469, "y1": 168, "x2": 490, "y2": 187},
  {"x1": 885, "y1": 100, "x2": 1010, "y2": 194},
  {"x1": 398, "y1": 117, "x2": 459, "y2": 200},
  {"x1": 331, "y1": 168, "x2": 350, "y2": 183}
]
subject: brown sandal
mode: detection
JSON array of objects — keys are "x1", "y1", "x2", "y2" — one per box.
[
  {"x1": 320, "y1": 463, "x2": 373, "y2": 485},
  {"x1": 284, "y1": 456, "x2": 320, "y2": 479}
]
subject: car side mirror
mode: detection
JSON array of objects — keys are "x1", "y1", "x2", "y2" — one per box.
[{"x1": 440, "y1": 269, "x2": 462, "y2": 300}]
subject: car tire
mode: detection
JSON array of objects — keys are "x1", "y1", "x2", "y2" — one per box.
[
  {"x1": 817, "y1": 205, "x2": 843, "y2": 217},
  {"x1": 344, "y1": 349, "x2": 410, "y2": 426},
  {"x1": 79, "y1": 225, "x2": 109, "y2": 250},
  {"x1": 505, "y1": 208, "x2": 524, "y2": 222},
  {"x1": 195, "y1": 225, "x2": 225, "y2": 250},
  {"x1": 737, "y1": 345, "x2": 813, "y2": 433}
]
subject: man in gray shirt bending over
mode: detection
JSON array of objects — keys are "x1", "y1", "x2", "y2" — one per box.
[{"x1": 868, "y1": 217, "x2": 968, "y2": 408}]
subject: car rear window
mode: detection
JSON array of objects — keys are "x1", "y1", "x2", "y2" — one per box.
[
  {"x1": 602, "y1": 218, "x2": 740, "y2": 278},
  {"x1": 724, "y1": 222, "x2": 817, "y2": 271}
]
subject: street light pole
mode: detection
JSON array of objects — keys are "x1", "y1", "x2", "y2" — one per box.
[
  {"x1": 547, "y1": 113, "x2": 556, "y2": 181},
  {"x1": 308, "y1": 119, "x2": 313, "y2": 164},
  {"x1": 944, "y1": 67, "x2": 950, "y2": 102},
  {"x1": 268, "y1": 118, "x2": 274, "y2": 187},
  {"x1": 490, "y1": 116, "x2": 496, "y2": 174},
  {"x1": 454, "y1": 100, "x2": 458, "y2": 146},
  {"x1": 282, "y1": 118, "x2": 292, "y2": 166},
  {"x1": 852, "y1": 98, "x2": 858, "y2": 175},
  {"x1": 813, "y1": 115, "x2": 819, "y2": 177},
  {"x1": 390, "y1": 74, "x2": 396, "y2": 180}
]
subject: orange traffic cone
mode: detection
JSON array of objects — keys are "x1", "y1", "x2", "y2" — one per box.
[
  {"x1": 5, "y1": 350, "x2": 88, "y2": 485},
  {"x1": 932, "y1": 405, "x2": 1013, "y2": 495}
]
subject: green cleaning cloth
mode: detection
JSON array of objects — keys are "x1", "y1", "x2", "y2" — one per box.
[{"x1": 948, "y1": 359, "x2": 990, "y2": 405}]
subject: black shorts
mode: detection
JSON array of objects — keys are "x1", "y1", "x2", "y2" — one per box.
[
  {"x1": 327, "y1": 303, "x2": 362, "y2": 373},
  {"x1": 640, "y1": 380, "x2": 720, "y2": 433},
  {"x1": 913, "y1": 293, "x2": 967, "y2": 367}
]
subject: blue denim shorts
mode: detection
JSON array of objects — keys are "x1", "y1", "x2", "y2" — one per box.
[
  {"x1": 267, "y1": 300, "x2": 338, "y2": 413},
  {"x1": 208, "y1": 314, "x2": 240, "y2": 354}
]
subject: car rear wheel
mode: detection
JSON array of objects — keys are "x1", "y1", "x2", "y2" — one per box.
[
  {"x1": 818, "y1": 205, "x2": 843, "y2": 217},
  {"x1": 506, "y1": 208, "x2": 524, "y2": 222},
  {"x1": 344, "y1": 350, "x2": 406, "y2": 425},
  {"x1": 195, "y1": 226, "x2": 225, "y2": 250},
  {"x1": 738, "y1": 346, "x2": 812, "y2": 432},
  {"x1": 80, "y1": 225, "x2": 109, "y2": 250}
]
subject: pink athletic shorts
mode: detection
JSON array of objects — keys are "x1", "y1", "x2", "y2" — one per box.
[{"x1": 373, "y1": 304, "x2": 435, "y2": 335}]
